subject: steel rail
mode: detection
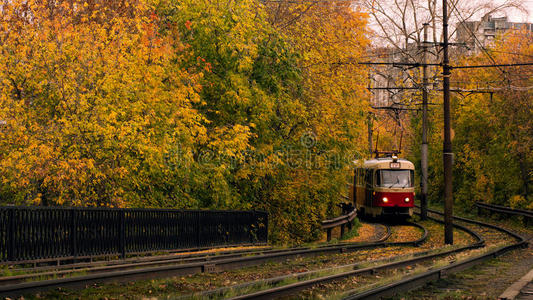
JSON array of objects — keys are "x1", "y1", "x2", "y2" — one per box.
[
  {"x1": 0, "y1": 244, "x2": 376, "y2": 287},
  {"x1": 1, "y1": 242, "x2": 269, "y2": 268},
  {"x1": 185, "y1": 223, "x2": 392, "y2": 299},
  {"x1": 371, "y1": 223, "x2": 392, "y2": 242},
  {"x1": 0, "y1": 222, "x2": 405, "y2": 298},
  {"x1": 221, "y1": 219, "x2": 480, "y2": 300},
  {"x1": 202, "y1": 222, "x2": 440, "y2": 299},
  {"x1": 6, "y1": 246, "x2": 272, "y2": 274},
  {"x1": 342, "y1": 208, "x2": 527, "y2": 300},
  {"x1": 1, "y1": 224, "x2": 395, "y2": 288},
  {"x1": 425, "y1": 207, "x2": 526, "y2": 242},
  {"x1": 0, "y1": 247, "x2": 299, "y2": 286}
]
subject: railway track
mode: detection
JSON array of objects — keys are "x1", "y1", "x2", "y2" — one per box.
[
  {"x1": 10, "y1": 212, "x2": 510, "y2": 300},
  {"x1": 4, "y1": 222, "x2": 388, "y2": 277},
  {"x1": 4, "y1": 246, "x2": 273, "y2": 274},
  {"x1": 1, "y1": 224, "x2": 392, "y2": 285},
  {"x1": 194, "y1": 220, "x2": 477, "y2": 299},
  {"x1": 340, "y1": 207, "x2": 528, "y2": 299},
  {"x1": 0, "y1": 222, "x2": 414, "y2": 298}
]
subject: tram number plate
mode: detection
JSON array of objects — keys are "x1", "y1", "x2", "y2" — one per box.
[{"x1": 390, "y1": 162, "x2": 401, "y2": 169}]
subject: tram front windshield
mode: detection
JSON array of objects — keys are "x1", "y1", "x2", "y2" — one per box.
[{"x1": 377, "y1": 170, "x2": 413, "y2": 188}]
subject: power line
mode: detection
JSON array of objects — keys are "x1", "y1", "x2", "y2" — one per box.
[
  {"x1": 371, "y1": 106, "x2": 419, "y2": 111},
  {"x1": 358, "y1": 62, "x2": 442, "y2": 67},
  {"x1": 367, "y1": 87, "x2": 419, "y2": 90},
  {"x1": 489, "y1": 50, "x2": 533, "y2": 59},
  {"x1": 261, "y1": 0, "x2": 354, "y2": 2},
  {"x1": 451, "y1": 86, "x2": 533, "y2": 92},
  {"x1": 336, "y1": 61, "x2": 533, "y2": 69},
  {"x1": 451, "y1": 62, "x2": 533, "y2": 69},
  {"x1": 370, "y1": 85, "x2": 533, "y2": 93}
]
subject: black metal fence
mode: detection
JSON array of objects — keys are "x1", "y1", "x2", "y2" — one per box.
[{"x1": 0, "y1": 206, "x2": 268, "y2": 262}]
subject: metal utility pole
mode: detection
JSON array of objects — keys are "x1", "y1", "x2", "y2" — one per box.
[
  {"x1": 442, "y1": 0, "x2": 454, "y2": 244},
  {"x1": 367, "y1": 113, "x2": 373, "y2": 154},
  {"x1": 420, "y1": 23, "x2": 429, "y2": 221}
]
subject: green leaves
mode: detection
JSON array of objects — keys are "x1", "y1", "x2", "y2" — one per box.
[
  {"x1": 0, "y1": 0, "x2": 372, "y2": 243},
  {"x1": 411, "y1": 30, "x2": 533, "y2": 209}
]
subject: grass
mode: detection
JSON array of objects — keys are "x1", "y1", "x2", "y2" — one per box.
[
  {"x1": 327, "y1": 248, "x2": 499, "y2": 299},
  {"x1": 179, "y1": 246, "x2": 448, "y2": 299},
  {"x1": 194, "y1": 206, "x2": 527, "y2": 300},
  {"x1": 195, "y1": 239, "x2": 492, "y2": 300},
  {"x1": 340, "y1": 220, "x2": 363, "y2": 241},
  {"x1": 291, "y1": 212, "x2": 524, "y2": 299}
]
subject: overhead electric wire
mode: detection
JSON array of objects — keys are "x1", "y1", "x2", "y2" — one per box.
[
  {"x1": 489, "y1": 50, "x2": 533, "y2": 59},
  {"x1": 451, "y1": 62, "x2": 533, "y2": 69},
  {"x1": 261, "y1": 0, "x2": 354, "y2": 2}
]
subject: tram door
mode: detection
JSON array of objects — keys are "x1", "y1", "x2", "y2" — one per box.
[{"x1": 365, "y1": 169, "x2": 373, "y2": 206}]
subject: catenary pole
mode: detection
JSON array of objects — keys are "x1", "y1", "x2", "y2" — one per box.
[
  {"x1": 367, "y1": 113, "x2": 373, "y2": 154},
  {"x1": 420, "y1": 23, "x2": 429, "y2": 221},
  {"x1": 443, "y1": 0, "x2": 454, "y2": 244}
]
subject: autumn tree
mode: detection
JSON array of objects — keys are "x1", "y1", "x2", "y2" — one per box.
[
  {"x1": 0, "y1": 0, "x2": 205, "y2": 207},
  {"x1": 262, "y1": 1, "x2": 371, "y2": 241},
  {"x1": 156, "y1": 0, "x2": 371, "y2": 242},
  {"x1": 0, "y1": 0, "x2": 372, "y2": 243},
  {"x1": 450, "y1": 30, "x2": 532, "y2": 208}
]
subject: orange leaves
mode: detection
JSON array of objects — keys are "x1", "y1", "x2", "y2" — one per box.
[
  {"x1": 0, "y1": 0, "x2": 206, "y2": 207},
  {"x1": 441, "y1": 30, "x2": 533, "y2": 207},
  {"x1": 0, "y1": 0, "x2": 374, "y2": 243},
  {"x1": 266, "y1": 2, "x2": 370, "y2": 147}
]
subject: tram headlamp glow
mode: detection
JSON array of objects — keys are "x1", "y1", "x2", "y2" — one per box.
[
  {"x1": 405, "y1": 197, "x2": 410, "y2": 203},
  {"x1": 382, "y1": 197, "x2": 389, "y2": 203}
]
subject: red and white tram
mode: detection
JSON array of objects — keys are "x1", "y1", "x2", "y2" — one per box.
[{"x1": 349, "y1": 156, "x2": 415, "y2": 217}]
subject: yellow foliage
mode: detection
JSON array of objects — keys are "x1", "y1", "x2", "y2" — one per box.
[{"x1": 0, "y1": 0, "x2": 205, "y2": 206}]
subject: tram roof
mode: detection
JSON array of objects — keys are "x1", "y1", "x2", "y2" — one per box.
[{"x1": 352, "y1": 158, "x2": 415, "y2": 170}]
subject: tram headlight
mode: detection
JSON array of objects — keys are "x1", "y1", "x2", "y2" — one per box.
[
  {"x1": 404, "y1": 197, "x2": 410, "y2": 203},
  {"x1": 382, "y1": 197, "x2": 389, "y2": 203}
]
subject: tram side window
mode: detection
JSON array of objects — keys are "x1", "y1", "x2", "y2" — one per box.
[{"x1": 365, "y1": 169, "x2": 373, "y2": 187}]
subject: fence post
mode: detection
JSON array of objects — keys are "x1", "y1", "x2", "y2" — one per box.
[
  {"x1": 120, "y1": 210, "x2": 126, "y2": 259},
  {"x1": 71, "y1": 209, "x2": 77, "y2": 259},
  {"x1": 250, "y1": 211, "x2": 255, "y2": 244},
  {"x1": 263, "y1": 212, "x2": 268, "y2": 244},
  {"x1": 7, "y1": 208, "x2": 14, "y2": 262},
  {"x1": 326, "y1": 228, "x2": 332, "y2": 242},
  {"x1": 196, "y1": 211, "x2": 201, "y2": 248},
  {"x1": 340, "y1": 224, "x2": 345, "y2": 238}
]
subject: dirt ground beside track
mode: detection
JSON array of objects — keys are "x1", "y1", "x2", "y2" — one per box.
[{"x1": 395, "y1": 215, "x2": 533, "y2": 299}]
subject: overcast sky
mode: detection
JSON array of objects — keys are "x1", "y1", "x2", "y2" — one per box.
[{"x1": 497, "y1": 0, "x2": 533, "y2": 22}]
